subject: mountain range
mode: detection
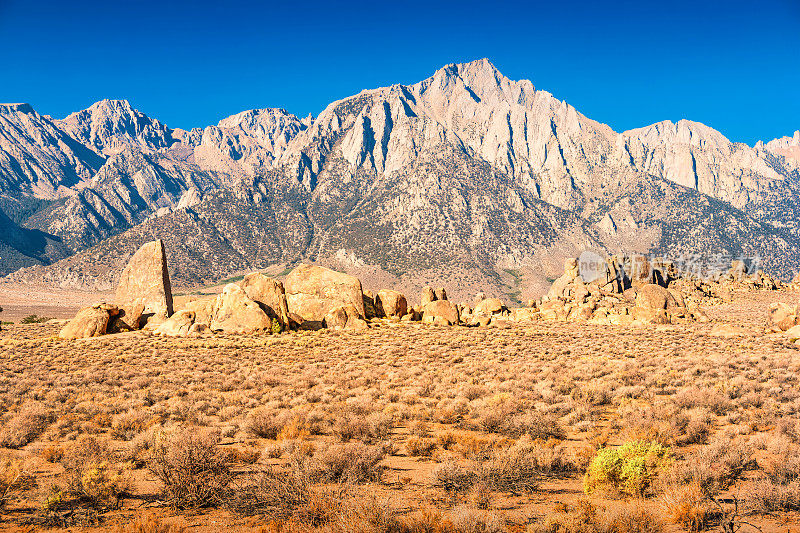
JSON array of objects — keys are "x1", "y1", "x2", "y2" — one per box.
[{"x1": 1, "y1": 59, "x2": 799, "y2": 302}]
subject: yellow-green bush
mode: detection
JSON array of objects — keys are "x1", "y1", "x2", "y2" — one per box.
[
  {"x1": 79, "y1": 462, "x2": 125, "y2": 507},
  {"x1": 584, "y1": 440, "x2": 672, "y2": 497}
]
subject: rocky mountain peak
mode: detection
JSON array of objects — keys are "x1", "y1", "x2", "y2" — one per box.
[
  {"x1": 763, "y1": 130, "x2": 800, "y2": 165},
  {"x1": 2, "y1": 61, "x2": 800, "y2": 293},
  {"x1": 419, "y1": 58, "x2": 537, "y2": 108},
  {"x1": 189, "y1": 107, "x2": 307, "y2": 176},
  {"x1": 623, "y1": 119, "x2": 733, "y2": 151},
  {"x1": 0, "y1": 103, "x2": 35, "y2": 115},
  {"x1": 58, "y1": 99, "x2": 176, "y2": 156}
]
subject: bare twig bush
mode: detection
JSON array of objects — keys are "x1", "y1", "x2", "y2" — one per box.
[
  {"x1": 226, "y1": 467, "x2": 312, "y2": 517},
  {"x1": 111, "y1": 511, "x2": 186, "y2": 533},
  {"x1": 530, "y1": 500, "x2": 663, "y2": 533},
  {"x1": 475, "y1": 440, "x2": 541, "y2": 494},
  {"x1": 147, "y1": 428, "x2": 231, "y2": 508},
  {"x1": 311, "y1": 442, "x2": 385, "y2": 483},
  {"x1": 0, "y1": 402, "x2": 53, "y2": 448},
  {"x1": 60, "y1": 435, "x2": 127, "y2": 509}
]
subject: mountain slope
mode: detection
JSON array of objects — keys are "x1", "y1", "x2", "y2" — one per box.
[
  {"x1": 0, "y1": 103, "x2": 104, "y2": 198},
  {"x1": 1, "y1": 59, "x2": 799, "y2": 297}
]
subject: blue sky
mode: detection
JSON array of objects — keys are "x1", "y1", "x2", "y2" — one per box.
[{"x1": 1, "y1": 0, "x2": 798, "y2": 145}]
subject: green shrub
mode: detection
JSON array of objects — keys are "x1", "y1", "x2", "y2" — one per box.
[
  {"x1": 584, "y1": 440, "x2": 672, "y2": 497},
  {"x1": 20, "y1": 314, "x2": 52, "y2": 324}
]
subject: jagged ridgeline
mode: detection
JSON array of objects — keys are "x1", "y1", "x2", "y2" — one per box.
[{"x1": 1, "y1": 59, "x2": 799, "y2": 299}]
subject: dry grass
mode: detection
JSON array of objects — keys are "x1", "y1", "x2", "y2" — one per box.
[{"x1": 1, "y1": 291, "x2": 800, "y2": 530}]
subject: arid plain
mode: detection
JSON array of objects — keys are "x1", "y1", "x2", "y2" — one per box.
[{"x1": 1, "y1": 279, "x2": 800, "y2": 532}]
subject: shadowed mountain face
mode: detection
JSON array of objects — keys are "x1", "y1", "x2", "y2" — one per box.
[{"x1": 1, "y1": 59, "x2": 798, "y2": 300}]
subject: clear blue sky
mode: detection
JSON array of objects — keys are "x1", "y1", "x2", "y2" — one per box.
[{"x1": 1, "y1": 0, "x2": 798, "y2": 145}]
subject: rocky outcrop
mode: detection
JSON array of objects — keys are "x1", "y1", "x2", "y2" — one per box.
[
  {"x1": 536, "y1": 255, "x2": 704, "y2": 326},
  {"x1": 210, "y1": 284, "x2": 272, "y2": 334},
  {"x1": 59, "y1": 303, "x2": 119, "y2": 339},
  {"x1": 114, "y1": 240, "x2": 173, "y2": 329},
  {"x1": 284, "y1": 264, "x2": 365, "y2": 323},
  {"x1": 239, "y1": 272, "x2": 290, "y2": 330}
]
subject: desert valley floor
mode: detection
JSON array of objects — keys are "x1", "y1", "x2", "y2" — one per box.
[{"x1": 1, "y1": 285, "x2": 800, "y2": 532}]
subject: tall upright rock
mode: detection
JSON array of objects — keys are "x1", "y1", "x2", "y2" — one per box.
[{"x1": 114, "y1": 239, "x2": 173, "y2": 329}]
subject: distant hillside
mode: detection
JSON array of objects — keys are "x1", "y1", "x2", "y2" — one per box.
[{"x1": 2, "y1": 59, "x2": 799, "y2": 302}]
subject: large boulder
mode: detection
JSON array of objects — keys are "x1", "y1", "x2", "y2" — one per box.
[
  {"x1": 239, "y1": 273, "x2": 290, "y2": 330},
  {"x1": 115, "y1": 240, "x2": 174, "y2": 329},
  {"x1": 324, "y1": 304, "x2": 369, "y2": 331},
  {"x1": 474, "y1": 298, "x2": 505, "y2": 316},
  {"x1": 786, "y1": 324, "x2": 800, "y2": 343},
  {"x1": 181, "y1": 296, "x2": 216, "y2": 325},
  {"x1": 420, "y1": 286, "x2": 437, "y2": 306},
  {"x1": 769, "y1": 302, "x2": 797, "y2": 331},
  {"x1": 633, "y1": 284, "x2": 687, "y2": 324},
  {"x1": 421, "y1": 300, "x2": 460, "y2": 325},
  {"x1": 635, "y1": 284, "x2": 683, "y2": 312},
  {"x1": 284, "y1": 264, "x2": 365, "y2": 324},
  {"x1": 154, "y1": 310, "x2": 197, "y2": 337},
  {"x1": 210, "y1": 284, "x2": 272, "y2": 334},
  {"x1": 59, "y1": 304, "x2": 119, "y2": 339},
  {"x1": 375, "y1": 290, "x2": 407, "y2": 318}
]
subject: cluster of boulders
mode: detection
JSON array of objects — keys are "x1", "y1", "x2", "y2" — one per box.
[
  {"x1": 717, "y1": 260, "x2": 782, "y2": 291},
  {"x1": 59, "y1": 243, "x2": 370, "y2": 338},
  {"x1": 55, "y1": 240, "x2": 798, "y2": 339},
  {"x1": 57, "y1": 240, "x2": 533, "y2": 339},
  {"x1": 530, "y1": 256, "x2": 707, "y2": 326}
]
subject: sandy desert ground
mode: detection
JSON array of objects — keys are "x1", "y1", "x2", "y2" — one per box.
[{"x1": 0, "y1": 288, "x2": 799, "y2": 532}]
